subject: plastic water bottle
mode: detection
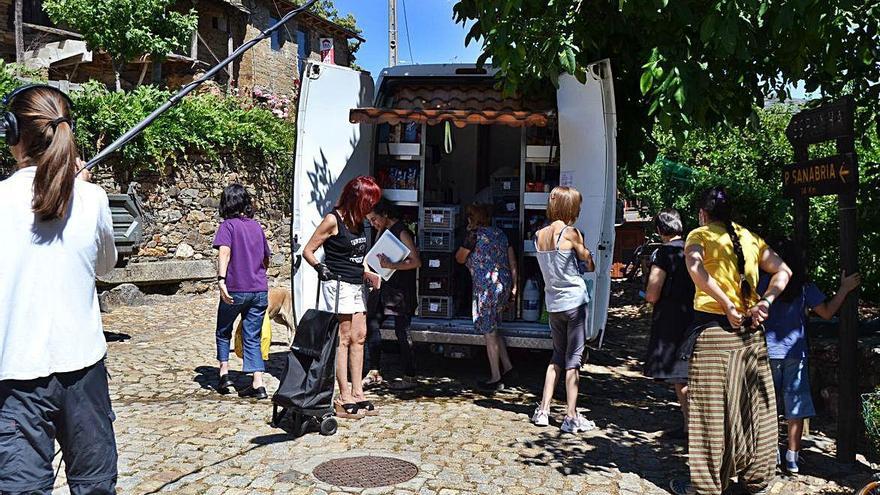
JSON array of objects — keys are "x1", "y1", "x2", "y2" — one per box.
[{"x1": 522, "y1": 278, "x2": 541, "y2": 322}]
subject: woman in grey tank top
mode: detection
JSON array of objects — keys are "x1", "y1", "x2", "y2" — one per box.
[{"x1": 531, "y1": 187, "x2": 598, "y2": 434}]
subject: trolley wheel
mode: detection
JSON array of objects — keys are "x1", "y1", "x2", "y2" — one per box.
[
  {"x1": 857, "y1": 480, "x2": 880, "y2": 495},
  {"x1": 320, "y1": 416, "x2": 338, "y2": 436}
]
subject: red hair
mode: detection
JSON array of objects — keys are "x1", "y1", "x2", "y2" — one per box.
[{"x1": 337, "y1": 175, "x2": 381, "y2": 229}]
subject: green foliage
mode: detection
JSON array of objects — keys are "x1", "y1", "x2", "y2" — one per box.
[
  {"x1": 453, "y1": 0, "x2": 880, "y2": 170},
  {"x1": 43, "y1": 0, "x2": 197, "y2": 89},
  {"x1": 73, "y1": 82, "x2": 294, "y2": 176},
  {"x1": 864, "y1": 389, "x2": 880, "y2": 459},
  {"x1": 0, "y1": 66, "x2": 294, "y2": 183},
  {"x1": 624, "y1": 106, "x2": 880, "y2": 302}
]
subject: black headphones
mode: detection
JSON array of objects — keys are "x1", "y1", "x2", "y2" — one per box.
[{"x1": 2, "y1": 84, "x2": 75, "y2": 146}]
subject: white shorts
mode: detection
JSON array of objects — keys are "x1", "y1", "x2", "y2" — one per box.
[{"x1": 320, "y1": 280, "x2": 367, "y2": 314}]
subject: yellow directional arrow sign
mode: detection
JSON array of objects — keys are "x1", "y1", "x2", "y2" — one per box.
[{"x1": 783, "y1": 153, "x2": 858, "y2": 198}]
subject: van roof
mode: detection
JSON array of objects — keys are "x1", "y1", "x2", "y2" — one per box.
[{"x1": 378, "y1": 64, "x2": 499, "y2": 79}]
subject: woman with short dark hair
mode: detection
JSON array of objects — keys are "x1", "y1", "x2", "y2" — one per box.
[
  {"x1": 643, "y1": 208, "x2": 694, "y2": 438},
  {"x1": 455, "y1": 204, "x2": 518, "y2": 391},
  {"x1": 364, "y1": 198, "x2": 421, "y2": 390},
  {"x1": 213, "y1": 184, "x2": 272, "y2": 400}
]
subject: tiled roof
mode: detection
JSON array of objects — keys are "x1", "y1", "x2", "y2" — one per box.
[{"x1": 350, "y1": 83, "x2": 555, "y2": 128}]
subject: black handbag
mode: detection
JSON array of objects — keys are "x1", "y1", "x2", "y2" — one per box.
[{"x1": 291, "y1": 278, "x2": 340, "y2": 358}]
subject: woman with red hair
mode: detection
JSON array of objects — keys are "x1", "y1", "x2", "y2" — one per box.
[{"x1": 304, "y1": 176, "x2": 382, "y2": 417}]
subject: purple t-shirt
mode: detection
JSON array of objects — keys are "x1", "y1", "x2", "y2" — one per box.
[{"x1": 213, "y1": 217, "x2": 270, "y2": 292}]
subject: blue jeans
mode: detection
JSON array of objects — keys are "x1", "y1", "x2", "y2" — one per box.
[
  {"x1": 216, "y1": 291, "x2": 268, "y2": 373},
  {"x1": 770, "y1": 358, "x2": 816, "y2": 419}
]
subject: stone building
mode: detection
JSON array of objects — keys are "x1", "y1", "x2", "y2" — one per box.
[{"x1": 0, "y1": 0, "x2": 363, "y2": 96}]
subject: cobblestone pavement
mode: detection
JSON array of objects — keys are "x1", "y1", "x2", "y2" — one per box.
[{"x1": 49, "y1": 288, "x2": 875, "y2": 495}]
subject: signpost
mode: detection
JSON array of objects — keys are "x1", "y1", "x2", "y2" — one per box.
[
  {"x1": 784, "y1": 97, "x2": 860, "y2": 462},
  {"x1": 782, "y1": 153, "x2": 858, "y2": 198}
]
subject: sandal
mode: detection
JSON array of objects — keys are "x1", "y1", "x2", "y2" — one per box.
[
  {"x1": 355, "y1": 400, "x2": 378, "y2": 416},
  {"x1": 334, "y1": 400, "x2": 365, "y2": 419},
  {"x1": 362, "y1": 370, "x2": 383, "y2": 390}
]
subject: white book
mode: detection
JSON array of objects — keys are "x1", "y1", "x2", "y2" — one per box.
[{"x1": 366, "y1": 229, "x2": 411, "y2": 281}]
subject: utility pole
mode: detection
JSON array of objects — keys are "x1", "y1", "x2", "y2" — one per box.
[
  {"x1": 388, "y1": 0, "x2": 398, "y2": 67},
  {"x1": 14, "y1": 0, "x2": 24, "y2": 69}
]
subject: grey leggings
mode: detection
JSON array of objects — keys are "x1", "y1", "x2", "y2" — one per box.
[{"x1": 549, "y1": 303, "x2": 589, "y2": 369}]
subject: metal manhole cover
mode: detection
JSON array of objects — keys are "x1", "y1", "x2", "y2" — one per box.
[{"x1": 312, "y1": 455, "x2": 418, "y2": 488}]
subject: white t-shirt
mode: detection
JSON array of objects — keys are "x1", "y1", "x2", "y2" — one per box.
[{"x1": 0, "y1": 166, "x2": 117, "y2": 381}]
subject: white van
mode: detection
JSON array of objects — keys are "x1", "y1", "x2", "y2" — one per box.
[{"x1": 292, "y1": 60, "x2": 616, "y2": 350}]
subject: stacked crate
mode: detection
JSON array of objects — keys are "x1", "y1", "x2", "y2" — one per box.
[
  {"x1": 492, "y1": 176, "x2": 521, "y2": 322},
  {"x1": 419, "y1": 206, "x2": 459, "y2": 318}
]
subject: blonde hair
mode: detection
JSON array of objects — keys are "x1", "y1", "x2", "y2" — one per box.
[
  {"x1": 466, "y1": 203, "x2": 492, "y2": 228},
  {"x1": 547, "y1": 186, "x2": 582, "y2": 225}
]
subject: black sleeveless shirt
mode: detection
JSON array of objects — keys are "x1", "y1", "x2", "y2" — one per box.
[
  {"x1": 323, "y1": 210, "x2": 367, "y2": 284},
  {"x1": 379, "y1": 221, "x2": 418, "y2": 315}
]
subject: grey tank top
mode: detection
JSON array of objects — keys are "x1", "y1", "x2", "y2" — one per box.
[{"x1": 535, "y1": 226, "x2": 590, "y2": 313}]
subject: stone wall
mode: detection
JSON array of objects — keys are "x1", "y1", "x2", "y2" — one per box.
[{"x1": 92, "y1": 154, "x2": 294, "y2": 281}]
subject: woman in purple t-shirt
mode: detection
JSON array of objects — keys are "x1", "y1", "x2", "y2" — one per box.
[{"x1": 213, "y1": 184, "x2": 272, "y2": 400}]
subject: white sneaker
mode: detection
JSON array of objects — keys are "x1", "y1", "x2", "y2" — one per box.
[
  {"x1": 531, "y1": 407, "x2": 549, "y2": 427},
  {"x1": 561, "y1": 413, "x2": 596, "y2": 433}
]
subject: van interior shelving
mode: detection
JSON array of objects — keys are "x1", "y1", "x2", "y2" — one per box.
[
  {"x1": 371, "y1": 118, "x2": 563, "y2": 347},
  {"x1": 292, "y1": 61, "x2": 616, "y2": 350}
]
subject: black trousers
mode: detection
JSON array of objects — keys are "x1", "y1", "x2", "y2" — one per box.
[
  {"x1": 366, "y1": 306, "x2": 415, "y2": 377},
  {"x1": 0, "y1": 359, "x2": 117, "y2": 495}
]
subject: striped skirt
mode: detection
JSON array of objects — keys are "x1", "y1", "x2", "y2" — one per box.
[{"x1": 688, "y1": 321, "x2": 778, "y2": 494}]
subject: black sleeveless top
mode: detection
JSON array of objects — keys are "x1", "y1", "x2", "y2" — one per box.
[
  {"x1": 323, "y1": 210, "x2": 367, "y2": 284},
  {"x1": 379, "y1": 221, "x2": 417, "y2": 315}
]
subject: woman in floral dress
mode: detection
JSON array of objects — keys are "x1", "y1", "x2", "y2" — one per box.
[{"x1": 456, "y1": 204, "x2": 518, "y2": 391}]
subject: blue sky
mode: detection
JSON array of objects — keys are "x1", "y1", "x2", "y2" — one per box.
[{"x1": 332, "y1": 0, "x2": 484, "y2": 76}]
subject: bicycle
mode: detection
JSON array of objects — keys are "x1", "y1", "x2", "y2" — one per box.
[
  {"x1": 856, "y1": 390, "x2": 880, "y2": 495},
  {"x1": 620, "y1": 241, "x2": 662, "y2": 286}
]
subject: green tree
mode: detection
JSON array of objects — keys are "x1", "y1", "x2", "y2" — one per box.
[
  {"x1": 43, "y1": 0, "x2": 197, "y2": 92},
  {"x1": 624, "y1": 106, "x2": 880, "y2": 302},
  {"x1": 453, "y1": 0, "x2": 880, "y2": 170}
]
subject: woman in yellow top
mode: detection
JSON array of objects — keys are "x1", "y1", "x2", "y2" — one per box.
[{"x1": 669, "y1": 186, "x2": 791, "y2": 495}]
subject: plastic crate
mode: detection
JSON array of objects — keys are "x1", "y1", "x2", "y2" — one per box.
[
  {"x1": 423, "y1": 206, "x2": 460, "y2": 230},
  {"x1": 421, "y1": 252, "x2": 454, "y2": 277},
  {"x1": 420, "y1": 296, "x2": 455, "y2": 318},
  {"x1": 493, "y1": 217, "x2": 518, "y2": 231},
  {"x1": 420, "y1": 275, "x2": 454, "y2": 296},
  {"x1": 419, "y1": 230, "x2": 457, "y2": 252},
  {"x1": 493, "y1": 198, "x2": 519, "y2": 217},
  {"x1": 491, "y1": 176, "x2": 520, "y2": 197}
]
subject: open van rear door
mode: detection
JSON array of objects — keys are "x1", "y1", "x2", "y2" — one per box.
[
  {"x1": 292, "y1": 61, "x2": 374, "y2": 322},
  {"x1": 557, "y1": 59, "x2": 617, "y2": 345}
]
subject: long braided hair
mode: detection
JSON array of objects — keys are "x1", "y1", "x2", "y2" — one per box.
[{"x1": 700, "y1": 186, "x2": 751, "y2": 306}]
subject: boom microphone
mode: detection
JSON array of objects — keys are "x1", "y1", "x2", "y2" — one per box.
[{"x1": 80, "y1": 0, "x2": 318, "y2": 173}]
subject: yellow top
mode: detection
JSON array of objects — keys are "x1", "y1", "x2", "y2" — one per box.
[{"x1": 685, "y1": 222, "x2": 768, "y2": 315}]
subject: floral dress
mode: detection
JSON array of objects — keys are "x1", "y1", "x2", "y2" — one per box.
[{"x1": 463, "y1": 226, "x2": 513, "y2": 334}]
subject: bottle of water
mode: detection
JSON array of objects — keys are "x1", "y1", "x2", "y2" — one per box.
[{"x1": 522, "y1": 278, "x2": 541, "y2": 322}]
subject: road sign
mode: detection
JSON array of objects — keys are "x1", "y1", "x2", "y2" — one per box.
[
  {"x1": 782, "y1": 153, "x2": 858, "y2": 198},
  {"x1": 785, "y1": 97, "x2": 855, "y2": 145},
  {"x1": 784, "y1": 97, "x2": 860, "y2": 463}
]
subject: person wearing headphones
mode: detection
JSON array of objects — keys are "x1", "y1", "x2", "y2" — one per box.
[{"x1": 0, "y1": 85, "x2": 118, "y2": 494}]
